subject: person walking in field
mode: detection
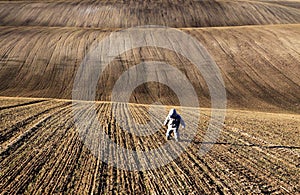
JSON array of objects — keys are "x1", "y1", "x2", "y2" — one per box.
[{"x1": 163, "y1": 108, "x2": 185, "y2": 142}]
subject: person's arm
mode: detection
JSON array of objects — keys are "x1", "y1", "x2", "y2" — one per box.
[
  {"x1": 163, "y1": 115, "x2": 170, "y2": 126},
  {"x1": 180, "y1": 117, "x2": 185, "y2": 128}
]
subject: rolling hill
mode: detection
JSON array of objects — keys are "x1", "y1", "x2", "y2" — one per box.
[
  {"x1": 0, "y1": 24, "x2": 299, "y2": 112},
  {"x1": 0, "y1": 0, "x2": 300, "y2": 194},
  {"x1": 0, "y1": 0, "x2": 300, "y2": 28}
]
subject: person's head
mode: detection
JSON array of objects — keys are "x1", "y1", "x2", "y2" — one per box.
[{"x1": 169, "y1": 108, "x2": 177, "y2": 118}]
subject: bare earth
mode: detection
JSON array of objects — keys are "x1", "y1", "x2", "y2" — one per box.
[
  {"x1": 0, "y1": 97, "x2": 299, "y2": 194},
  {"x1": 0, "y1": 0, "x2": 300, "y2": 194},
  {"x1": 0, "y1": 25, "x2": 299, "y2": 112}
]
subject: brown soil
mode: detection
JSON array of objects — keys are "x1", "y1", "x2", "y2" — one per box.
[
  {"x1": 0, "y1": 97, "x2": 299, "y2": 194},
  {"x1": 0, "y1": 0, "x2": 299, "y2": 194},
  {"x1": 0, "y1": 0, "x2": 300, "y2": 28},
  {"x1": 0, "y1": 24, "x2": 299, "y2": 112}
]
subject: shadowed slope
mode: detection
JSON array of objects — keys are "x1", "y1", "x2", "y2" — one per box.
[
  {"x1": 0, "y1": 0, "x2": 300, "y2": 28},
  {"x1": 0, "y1": 24, "x2": 299, "y2": 112}
]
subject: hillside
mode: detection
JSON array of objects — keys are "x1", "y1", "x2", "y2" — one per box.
[
  {"x1": 0, "y1": 24, "x2": 299, "y2": 112},
  {"x1": 1, "y1": 0, "x2": 300, "y2": 194},
  {"x1": 256, "y1": 0, "x2": 300, "y2": 9},
  {"x1": 0, "y1": 0, "x2": 300, "y2": 28}
]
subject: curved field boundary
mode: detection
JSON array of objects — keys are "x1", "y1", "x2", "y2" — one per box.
[{"x1": 0, "y1": 0, "x2": 300, "y2": 28}]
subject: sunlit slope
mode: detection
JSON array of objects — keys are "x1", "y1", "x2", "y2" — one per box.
[
  {"x1": 0, "y1": 24, "x2": 299, "y2": 112},
  {"x1": 0, "y1": 0, "x2": 300, "y2": 28},
  {"x1": 252, "y1": 0, "x2": 300, "y2": 9}
]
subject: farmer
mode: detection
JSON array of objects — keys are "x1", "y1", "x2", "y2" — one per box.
[{"x1": 163, "y1": 108, "x2": 185, "y2": 142}]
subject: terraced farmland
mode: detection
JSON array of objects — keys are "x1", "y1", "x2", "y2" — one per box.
[{"x1": 0, "y1": 97, "x2": 299, "y2": 194}]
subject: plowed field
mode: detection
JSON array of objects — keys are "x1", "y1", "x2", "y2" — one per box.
[
  {"x1": 1, "y1": 0, "x2": 300, "y2": 194},
  {"x1": 0, "y1": 97, "x2": 299, "y2": 194},
  {"x1": 0, "y1": 24, "x2": 299, "y2": 112}
]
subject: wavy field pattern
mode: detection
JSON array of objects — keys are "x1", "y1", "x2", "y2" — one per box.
[{"x1": 0, "y1": 0, "x2": 299, "y2": 194}]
